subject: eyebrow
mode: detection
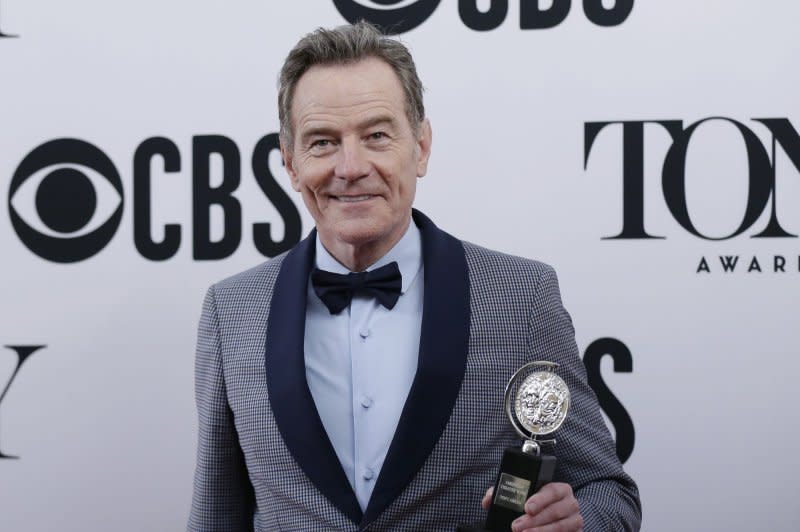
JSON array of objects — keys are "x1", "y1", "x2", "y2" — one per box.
[
  {"x1": 358, "y1": 115, "x2": 397, "y2": 131},
  {"x1": 299, "y1": 115, "x2": 399, "y2": 143},
  {"x1": 299, "y1": 126, "x2": 337, "y2": 143}
]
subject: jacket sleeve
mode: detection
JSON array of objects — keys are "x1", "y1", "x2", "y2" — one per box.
[
  {"x1": 527, "y1": 265, "x2": 642, "y2": 531},
  {"x1": 188, "y1": 286, "x2": 255, "y2": 532}
]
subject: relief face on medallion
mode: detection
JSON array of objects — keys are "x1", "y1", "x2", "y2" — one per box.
[{"x1": 513, "y1": 372, "x2": 570, "y2": 436}]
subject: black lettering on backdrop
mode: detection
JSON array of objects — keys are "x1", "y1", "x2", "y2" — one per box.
[
  {"x1": 333, "y1": 0, "x2": 633, "y2": 33},
  {"x1": 333, "y1": 0, "x2": 442, "y2": 35},
  {"x1": 459, "y1": 0, "x2": 508, "y2": 31},
  {"x1": 0, "y1": 345, "x2": 45, "y2": 459},
  {"x1": 252, "y1": 134, "x2": 302, "y2": 257},
  {"x1": 583, "y1": 0, "x2": 634, "y2": 27},
  {"x1": 134, "y1": 137, "x2": 182, "y2": 260},
  {"x1": 11, "y1": 135, "x2": 303, "y2": 262},
  {"x1": 585, "y1": 118, "x2": 800, "y2": 240},
  {"x1": 695, "y1": 255, "x2": 798, "y2": 274},
  {"x1": 0, "y1": 0, "x2": 17, "y2": 38},
  {"x1": 192, "y1": 135, "x2": 242, "y2": 260},
  {"x1": 751, "y1": 119, "x2": 800, "y2": 238},
  {"x1": 662, "y1": 118, "x2": 772, "y2": 240},
  {"x1": 720, "y1": 255, "x2": 739, "y2": 272},
  {"x1": 584, "y1": 120, "x2": 682, "y2": 239},
  {"x1": 583, "y1": 338, "x2": 635, "y2": 463},
  {"x1": 520, "y1": 0, "x2": 570, "y2": 30},
  {"x1": 8, "y1": 138, "x2": 124, "y2": 262}
]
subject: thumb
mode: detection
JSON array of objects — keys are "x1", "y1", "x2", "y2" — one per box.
[{"x1": 481, "y1": 486, "x2": 494, "y2": 510}]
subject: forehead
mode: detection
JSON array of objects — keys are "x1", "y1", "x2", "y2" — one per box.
[{"x1": 291, "y1": 57, "x2": 408, "y2": 131}]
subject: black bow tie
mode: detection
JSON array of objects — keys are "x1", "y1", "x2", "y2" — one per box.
[{"x1": 311, "y1": 261, "x2": 403, "y2": 315}]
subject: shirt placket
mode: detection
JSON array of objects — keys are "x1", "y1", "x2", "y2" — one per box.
[{"x1": 350, "y1": 296, "x2": 378, "y2": 509}]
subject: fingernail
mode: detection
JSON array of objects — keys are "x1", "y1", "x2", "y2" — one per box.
[
  {"x1": 525, "y1": 502, "x2": 537, "y2": 513},
  {"x1": 511, "y1": 518, "x2": 523, "y2": 531}
]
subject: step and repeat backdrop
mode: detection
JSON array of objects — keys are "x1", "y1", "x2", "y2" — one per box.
[{"x1": 1, "y1": 1, "x2": 798, "y2": 530}]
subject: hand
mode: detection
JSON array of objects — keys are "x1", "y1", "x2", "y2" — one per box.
[{"x1": 481, "y1": 482, "x2": 583, "y2": 532}]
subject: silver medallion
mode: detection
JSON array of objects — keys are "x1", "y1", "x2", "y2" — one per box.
[{"x1": 504, "y1": 361, "x2": 571, "y2": 441}]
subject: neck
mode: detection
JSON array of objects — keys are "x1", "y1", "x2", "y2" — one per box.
[{"x1": 320, "y1": 217, "x2": 412, "y2": 272}]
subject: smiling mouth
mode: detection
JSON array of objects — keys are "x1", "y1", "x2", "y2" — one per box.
[{"x1": 333, "y1": 194, "x2": 376, "y2": 203}]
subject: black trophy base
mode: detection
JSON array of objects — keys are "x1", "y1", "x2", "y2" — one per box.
[{"x1": 457, "y1": 447, "x2": 556, "y2": 532}]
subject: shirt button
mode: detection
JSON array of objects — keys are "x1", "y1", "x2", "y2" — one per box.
[
  {"x1": 359, "y1": 328, "x2": 371, "y2": 339},
  {"x1": 360, "y1": 396, "x2": 373, "y2": 408},
  {"x1": 363, "y1": 468, "x2": 374, "y2": 481}
]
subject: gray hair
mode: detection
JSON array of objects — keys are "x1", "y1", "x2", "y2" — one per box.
[{"x1": 278, "y1": 21, "x2": 425, "y2": 148}]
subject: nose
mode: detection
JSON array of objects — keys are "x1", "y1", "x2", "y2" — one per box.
[{"x1": 334, "y1": 136, "x2": 370, "y2": 182}]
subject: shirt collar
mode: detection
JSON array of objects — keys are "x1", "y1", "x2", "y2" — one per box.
[{"x1": 314, "y1": 221, "x2": 423, "y2": 295}]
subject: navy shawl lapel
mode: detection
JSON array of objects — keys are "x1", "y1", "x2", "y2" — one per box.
[
  {"x1": 265, "y1": 230, "x2": 363, "y2": 524},
  {"x1": 362, "y1": 210, "x2": 471, "y2": 526}
]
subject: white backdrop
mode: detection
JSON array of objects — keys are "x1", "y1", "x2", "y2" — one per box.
[{"x1": 1, "y1": 1, "x2": 799, "y2": 530}]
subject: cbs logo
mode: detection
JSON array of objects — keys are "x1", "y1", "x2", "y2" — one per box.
[
  {"x1": 8, "y1": 135, "x2": 302, "y2": 263},
  {"x1": 333, "y1": 0, "x2": 633, "y2": 34},
  {"x1": 8, "y1": 139, "x2": 123, "y2": 263},
  {"x1": 334, "y1": 0, "x2": 442, "y2": 34}
]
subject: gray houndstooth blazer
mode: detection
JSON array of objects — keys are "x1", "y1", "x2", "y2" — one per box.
[{"x1": 188, "y1": 210, "x2": 641, "y2": 531}]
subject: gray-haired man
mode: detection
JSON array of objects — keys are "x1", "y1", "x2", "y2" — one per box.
[{"x1": 189, "y1": 22, "x2": 640, "y2": 531}]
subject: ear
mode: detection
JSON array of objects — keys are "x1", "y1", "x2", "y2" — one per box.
[
  {"x1": 415, "y1": 118, "x2": 432, "y2": 178},
  {"x1": 281, "y1": 141, "x2": 301, "y2": 191}
]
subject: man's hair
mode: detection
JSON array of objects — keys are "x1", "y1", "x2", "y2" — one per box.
[{"x1": 278, "y1": 21, "x2": 425, "y2": 148}]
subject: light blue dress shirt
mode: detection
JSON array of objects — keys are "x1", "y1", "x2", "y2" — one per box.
[{"x1": 304, "y1": 223, "x2": 424, "y2": 511}]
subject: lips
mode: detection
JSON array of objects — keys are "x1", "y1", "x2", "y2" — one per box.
[{"x1": 332, "y1": 194, "x2": 377, "y2": 203}]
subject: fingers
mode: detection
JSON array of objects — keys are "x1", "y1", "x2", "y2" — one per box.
[
  {"x1": 481, "y1": 486, "x2": 494, "y2": 510},
  {"x1": 524, "y1": 482, "x2": 572, "y2": 515},
  {"x1": 481, "y1": 482, "x2": 582, "y2": 532},
  {"x1": 511, "y1": 483, "x2": 582, "y2": 532},
  {"x1": 513, "y1": 513, "x2": 584, "y2": 532}
]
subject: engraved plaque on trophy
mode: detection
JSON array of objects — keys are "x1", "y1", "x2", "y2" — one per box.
[{"x1": 458, "y1": 361, "x2": 571, "y2": 532}]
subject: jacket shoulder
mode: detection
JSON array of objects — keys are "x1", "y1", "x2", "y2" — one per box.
[
  {"x1": 209, "y1": 252, "x2": 289, "y2": 302},
  {"x1": 461, "y1": 240, "x2": 557, "y2": 291}
]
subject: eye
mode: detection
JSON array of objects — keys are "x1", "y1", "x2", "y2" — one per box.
[
  {"x1": 308, "y1": 138, "x2": 338, "y2": 154},
  {"x1": 8, "y1": 138, "x2": 124, "y2": 263},
  {"x1": 367, "y1": 131, "x2": 390, "y2": 143}
]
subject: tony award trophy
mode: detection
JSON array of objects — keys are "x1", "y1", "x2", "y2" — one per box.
[{"x1": 458, "y1": 361, "x2": 571, "y2": 532}]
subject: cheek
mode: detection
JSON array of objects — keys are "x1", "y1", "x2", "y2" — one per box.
[
  {"x1": 292, "y1": 173, "x2": 324, "y2": 208},
  {"x1": 301, "y1": 186, "x2": 327, "y2": 212},
  {"x1": 398, "y1": 175, "x2": 417, "y2": 203},
  {"x1": 295, "y1": 164, "x2": 327, "y2": 194}
]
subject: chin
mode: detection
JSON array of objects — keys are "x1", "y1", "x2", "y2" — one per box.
[
  {"x1": 330, "y1": 216, "x2": 395, "y2": 246},
  {"x1": 334, "y1": 225, "x2": 386, "y2": 247}
]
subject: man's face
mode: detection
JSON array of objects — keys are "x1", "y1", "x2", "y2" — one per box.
[{"x1": 282, "y1": 57, "x2": 432, "y2": 264}]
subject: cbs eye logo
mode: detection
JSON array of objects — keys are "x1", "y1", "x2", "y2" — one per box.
[
  {"x1": 333, "y1": 0, "x2": 441, "y2": 34},
  {"x1": 8, "y1": 138, "x2": 124, "y2": 263},
  {"x1": 334, "y1": 0, "x2": 633, "y2": 33}
]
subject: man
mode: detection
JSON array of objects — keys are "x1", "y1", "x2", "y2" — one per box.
[{"x1": 189, "y1": 22, "x2": 640, "y2": 532}]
